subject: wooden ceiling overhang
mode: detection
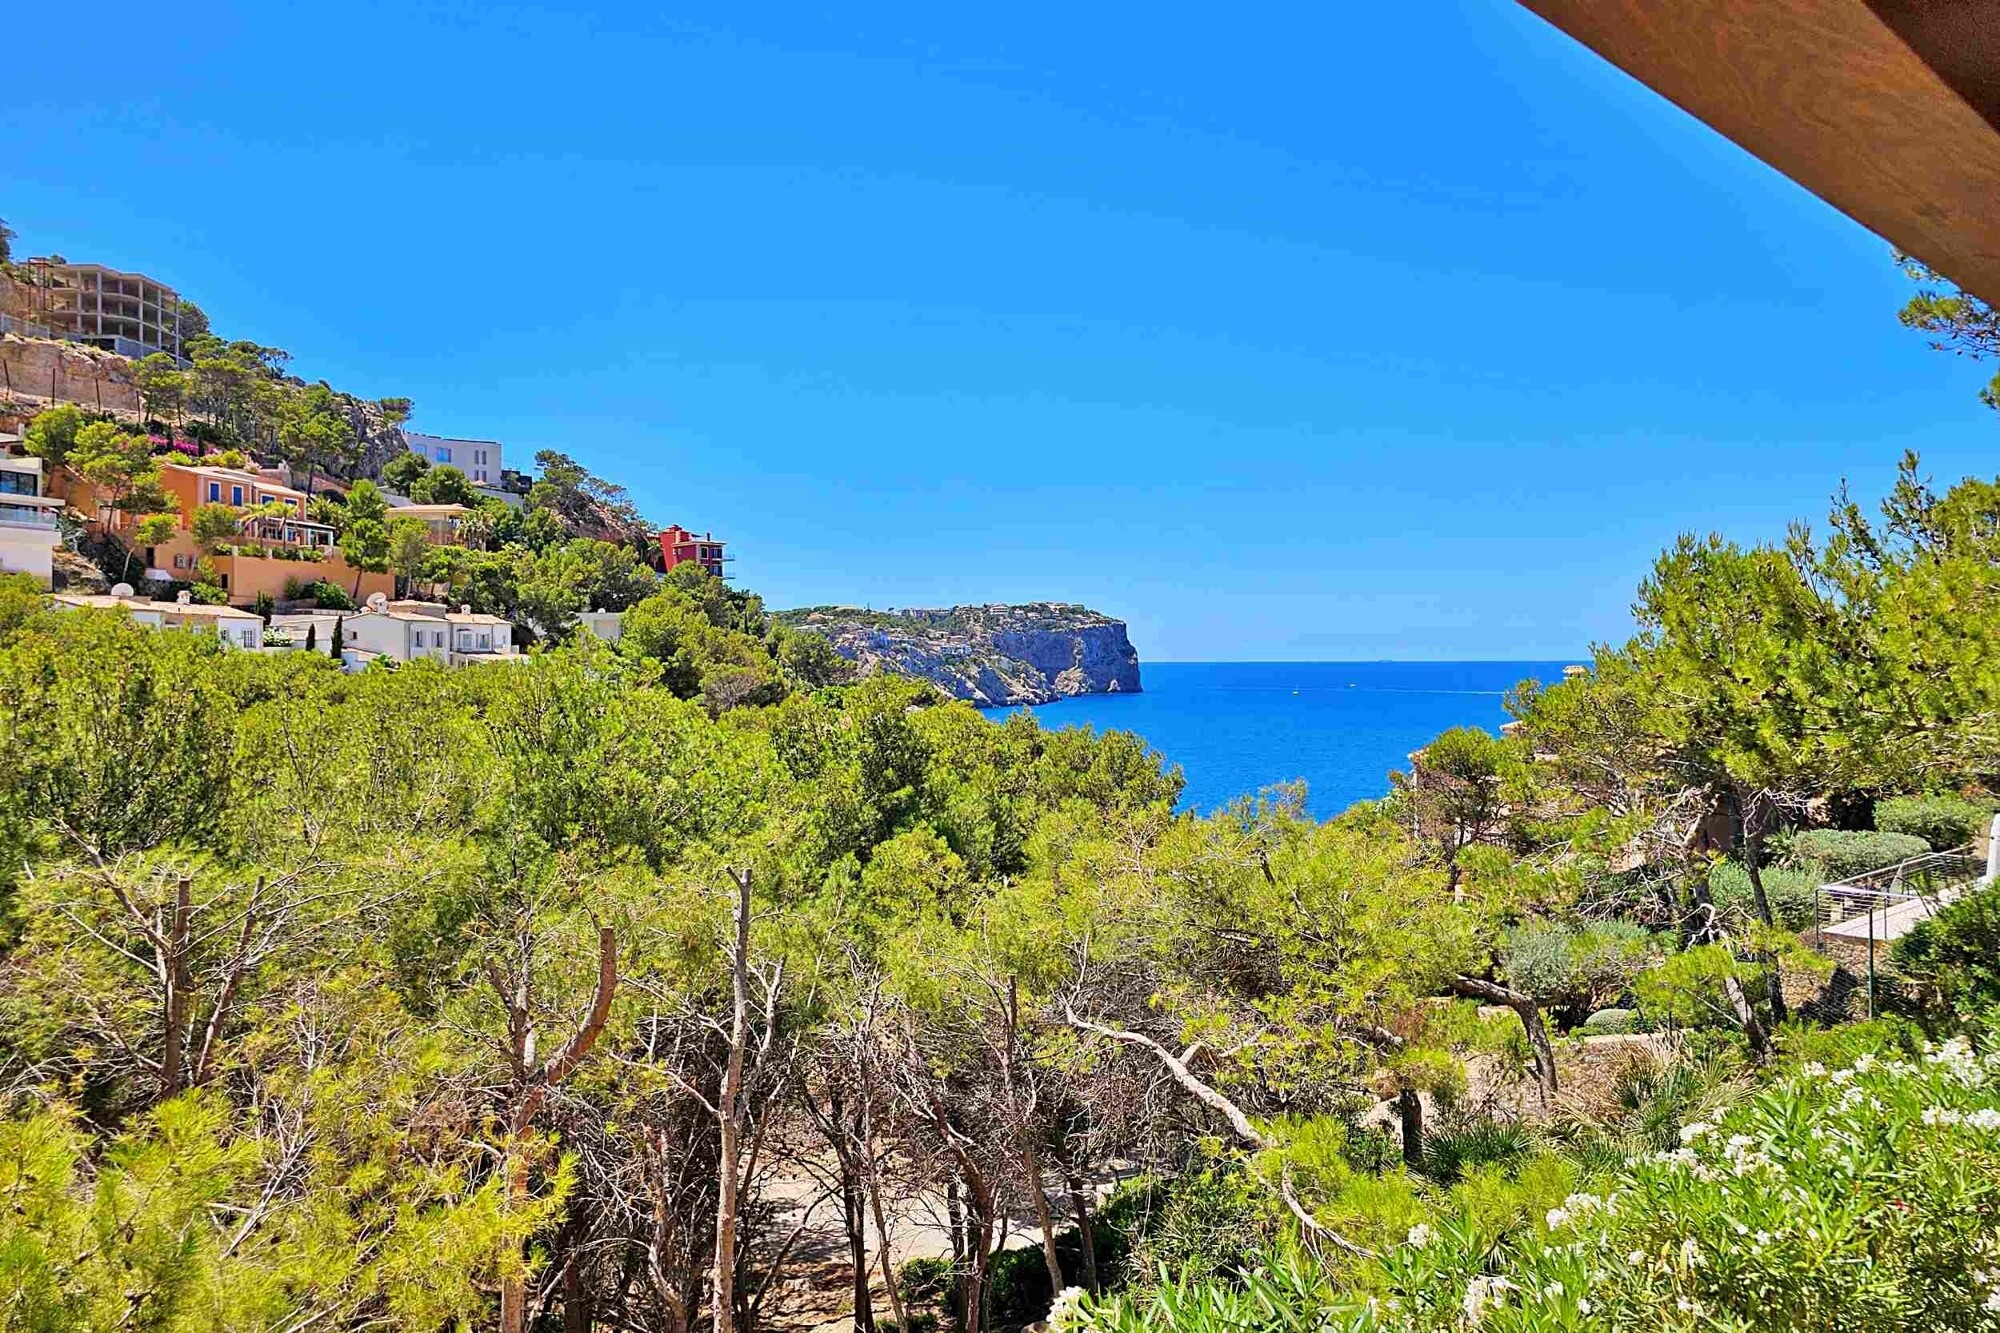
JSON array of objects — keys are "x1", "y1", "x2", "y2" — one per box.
[{"x1": 1516, "y1": 0, "x2": 2000, "y2": 305}]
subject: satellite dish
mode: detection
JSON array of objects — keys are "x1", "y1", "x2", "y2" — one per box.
[
  {"x1": 366, "y1": 592, "x2": 389, "y2": 612},
  {"x1": 109, "y1": 582, "x2": 135, "y2": 598}
]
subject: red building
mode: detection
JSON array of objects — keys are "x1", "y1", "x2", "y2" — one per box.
[{"x1": 658, "y1": 524, "x2": 729, "y2": 578}]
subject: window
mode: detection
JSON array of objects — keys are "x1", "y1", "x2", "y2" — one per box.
[
  {"x1": 0, "y1": 471, "x2": 36, "y2": 497},
  {"x1": 437, "y1": 447, "x2": 451, "y2": 463},
  {"x1": 207, "y1": 482, "x2": 220, "y2": 501},
  {"x1": 231, "y1": 485, "x2": 243, "y2": 506},
  {"x1": 475, "y1": 449, "x2": 485, "y2": 464}
]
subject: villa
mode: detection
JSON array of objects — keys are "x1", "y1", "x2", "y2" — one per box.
[
  {"x1": 70, "y1": 460, "x2": 393, "y2": 607},
  {"x1": 50, "y1": 588, "x2": 265, "y2": 649},
  {"x1": 0, "y1": 447, "x2": 64, "y2": 586},
  {"x1": 337, "y1": 596, "x2": 520, "y2": 670}
]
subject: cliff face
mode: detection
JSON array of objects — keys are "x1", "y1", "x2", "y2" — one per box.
[{"x1": 774, "y1": 602, "x2": 1142, "y2": 706}]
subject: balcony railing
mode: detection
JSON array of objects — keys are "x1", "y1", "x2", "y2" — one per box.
[{"x1": 0, "y1": 505, "x2": 60, "y2": 530}]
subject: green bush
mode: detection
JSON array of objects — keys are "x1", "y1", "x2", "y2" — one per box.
[
  {"x1": 897, "y1": 1255, "x2": 952, "y2": 1307},
  {"x1": 1707, "y1": 859, "x2": 1820, "y2": 929},
  {"x1": 187, "y1": 583, "x2": 229, "y2": 606},
  {"x1": 1891, "y1": 881, "x2": 2000, "y2": 1011},
  {"x1": 1077, "y1": 1034, "x2": 2000, "y2": 1333},
  {"x1": 1782, "y1": 828, "x2": 1930, "y2": 881},
  {"x1": 1581, "y1": 1007, "x2": 1639, "y2": 1034},
  {"x1": 1874, "y1": 793, "x2": 1993, "y2": 851},
  {"x1": 306, "y1": 580, "x2": 354, "y2": 611},
  {"x1": 1500, "y1": 919, "x2": 1654, "y2": 1018}
]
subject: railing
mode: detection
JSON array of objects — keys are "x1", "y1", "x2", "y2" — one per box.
[
  {"x1": 0, "y1": 506, "x2": 60, "y2": 530},
  {"x1": 1813, "y1": 845, "x2": 1986, "y2": 1018}
]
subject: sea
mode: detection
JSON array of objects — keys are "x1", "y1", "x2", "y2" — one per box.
[{"x1": 981, "y1": 660, "x2": 1576, "y2": 820}]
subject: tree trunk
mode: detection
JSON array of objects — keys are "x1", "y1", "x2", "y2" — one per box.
[
  {"x1": 1001, "y1": 981, "x2": 1064, "y2": 1302},
  {"x1": 158, "y1": 876, "x2": 192, "y2": 1102},
  {"x1": 1733, "y1": 789, "x2": 1792, "y2": 1026},
  {"x1": 1064, "y1": 1172, "x2": 1100, "y2": 1296},
  {"x1": 712, "y1": 869, "x2": 754, "y2": 1333},
  {"x1": 1452, "y1": 975, "x2": 1558, "y2": 1099},
  {"x1": 1723, "y1": 973, "x2": 1772, "y2": 1063},
  {"x1": 1396, "y1": 1088, "x2": 1423, "y2": 1170}
]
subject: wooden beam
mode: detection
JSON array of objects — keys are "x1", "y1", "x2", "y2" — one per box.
[{"x1": 1516, "y1": 0, "x2": 2000, "y2": 307}]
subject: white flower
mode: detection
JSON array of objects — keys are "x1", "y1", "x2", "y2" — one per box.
[
  {"x1": 1577, "y1": 1297, "x2": 1593, "y2": 1315},
  {"x1": 1679, "y1": 1237, "x2": 1702, "y2": 1268},
  {"x1": 1545, "y1": 1207, "x2": 1570, "y2": 1230},
  {"x1": 1678, "y1": 1121, "x2": 1713, "y2": 1143},
  {"x1": 1987, "y1": 1290, "x2": 2000, "y2": 1314},
  {"x1": 1802, "y1": 1061, "x2": 1827, "y2": 1077},
  {"x1": 1968, "y1": 1108, "x2": 2000, "y2": 1131},
  {"x1": 1046, "y1": 1286, "x2": 1090, "y2": 1333},
  {"x1": 1541, "y1": 1282, "x2": 1565, "y2": 1300},
  {"x1": 1461, "y1": 1275, "x2": 1514, "y2": 1324},
  {"x1": 1922, "y1": 1106, "x2": 1964, "y2": 1126},
  {"x1": 1406, "y1": 1223, "x2": 1434, "y2": 1248},
  {"x1": 1626, "y1": 1250, "x2": 1646, "y2": 1265}
]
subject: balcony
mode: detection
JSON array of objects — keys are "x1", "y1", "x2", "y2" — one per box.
[{"x1": 0, "y1": 504, "x2": 60, "y2": 530}]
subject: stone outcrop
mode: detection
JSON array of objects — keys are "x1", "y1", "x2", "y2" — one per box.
[
  {"x1": 0, "y1": 333, "x2": 142, "y2": 415},
  {"x1": 774, "y1": 602, "x2": 1142, "y2": 706}
]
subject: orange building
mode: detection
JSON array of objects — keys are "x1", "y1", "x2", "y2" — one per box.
[{"x1": 72, "y1": 461, "x2": 393, "y2": 607}]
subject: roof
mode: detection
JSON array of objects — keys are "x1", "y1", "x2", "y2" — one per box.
[
  {"x1": 51, "y1": 592, "x2": 259, "y2": 621},
  {"x1": 1517, "y1": 0, "x2": 2000, "y2": 307},
  {"x1": 387, "y1": 504, "x2": 473, "y2": 519},
  {"x1": 447, "y1": 612, "x2": 511, "y2": 626},
  {"x1": 166, "y1": 462, "x2": 307, "y2": 500},
  {"x1": 351, "y1": 608, "x2": 448, "y2": 625}
]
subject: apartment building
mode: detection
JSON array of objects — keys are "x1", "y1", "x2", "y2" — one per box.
[
  {"x1": 21, "y1": 259, "x2": 186, "y2": 361},
  {"x1": 0, "y1": 452, "x2": 64, "y2": 585},
  {"x1": 404, "y1": 431, "x2": 504, "y2": 487}
]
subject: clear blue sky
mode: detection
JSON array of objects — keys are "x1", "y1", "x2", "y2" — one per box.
[{"x1": 4, "y1": 2, "x2": 1991, "y2": 660}]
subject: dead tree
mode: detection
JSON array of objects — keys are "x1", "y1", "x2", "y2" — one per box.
[{"x1": 488, "y1": 924, "x2": 620, "y2": 1333}]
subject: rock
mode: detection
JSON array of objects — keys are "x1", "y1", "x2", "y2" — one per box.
[{"x1": 773, "y1": 602, "x2": 1142, "y2": 707}]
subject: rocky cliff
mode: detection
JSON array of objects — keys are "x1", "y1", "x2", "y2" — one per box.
[{"x1": 774, "y1": 602, "x2": 1142, "y2": 706}]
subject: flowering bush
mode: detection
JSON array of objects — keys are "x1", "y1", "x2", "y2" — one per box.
[{"x1": 1078, "y1": 1035, "x2": 2000, "y2": 1331}]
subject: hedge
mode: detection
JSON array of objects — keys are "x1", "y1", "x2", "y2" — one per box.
[
  {"x1": 1873, "y1": 792, "x2": 1994, "y2": 851},
  {"x1": 1783, "y1": 828, "x2": 1931, "y2": 881}
]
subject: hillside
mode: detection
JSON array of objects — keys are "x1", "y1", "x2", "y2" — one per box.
[{"x1": 774, "y1": 601, "x2": 1142, "y2": 705}]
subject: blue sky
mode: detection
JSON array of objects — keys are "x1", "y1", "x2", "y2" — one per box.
[{"x1": 4, "y1": 1, "x2": 1991, "y2": 659}]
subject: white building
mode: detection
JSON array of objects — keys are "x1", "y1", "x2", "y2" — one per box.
[
  {"x1": 51, "y1": 588, "x2": 265, "y2": 648},
  {"x1": 577, "y1": 608, "x2": 625, "y2": 644},
  {"x1": 404, "y1": 431, "x2": 504, "y2": 487},
  {"x1": 336, "y1": 596, "x2": 520, "y2": 670},
  {"x1": 0, "y1": 451, "x2": 65, "y2": 586}
]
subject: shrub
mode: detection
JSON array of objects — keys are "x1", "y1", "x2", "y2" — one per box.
[
  {"x1": 306, "y1": 580, "x2": 354, "y2": 611},
  {"x1": 1782, "y1": 828, "x2": 1929, "y2": 881},
  {"x1": 281, "y1": 576, "x2": 304, "y2": 601},
  {"x1": 1078, "y1": 1034, "x2": 2000, "y2": 1333},
  {"x1": 1708, "y1": 859, "x2": 1820, "y2": 929},
  {"x1": 187, "y1": 583, "x2": 229, "y2": 606},
  {"x1": 1891, "y1": 881, "x2": 2000, "y2": 1012},
  {"x1": 1874, "y1": 793, "x2": 1994, "y2": 851},
  {"x1": 1500, "y1": 919, "x2": 1655, "y2": 1019},
  {"x1": 1581, "y1": 1007, "x2": 1640, "y2": 1034}
]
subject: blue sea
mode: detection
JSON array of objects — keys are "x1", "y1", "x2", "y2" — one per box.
[{"x1": 983, "y1": 661, "x2": 1575, "y2": 819}]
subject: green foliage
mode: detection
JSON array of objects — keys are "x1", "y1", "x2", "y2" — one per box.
[
  {"x1": 1781, "y1": 828, "x2": 1931, "y2": 881},
  {"x1": 408, "y1": 464, "x2": 477, "y2": 506},
  {"x1": 1873, "y1": 792, "x2": 1993, "y2": 850},
  {"x1": 1707, "y1": 859, "x2": 1819, "y2": 930},
  {"x1": 23, "y1": 404, "x2": 88, "y2": 467},
  {"x1": 1080, "y1": 1036, "x2": 2000, "y2": 1333},
  {"x1": 1892, "y1": 881, "x2": 2000, "y2": 1012},
  {"x1": 381, "y1": 449, "x2": 430, "y2": 494},
  {"x1": 1499, "y1": 920, "x2": 1654, "y2": 1019},
  {"x1": 306, "y1": 580, "x2": 354, "y2": 610}
]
